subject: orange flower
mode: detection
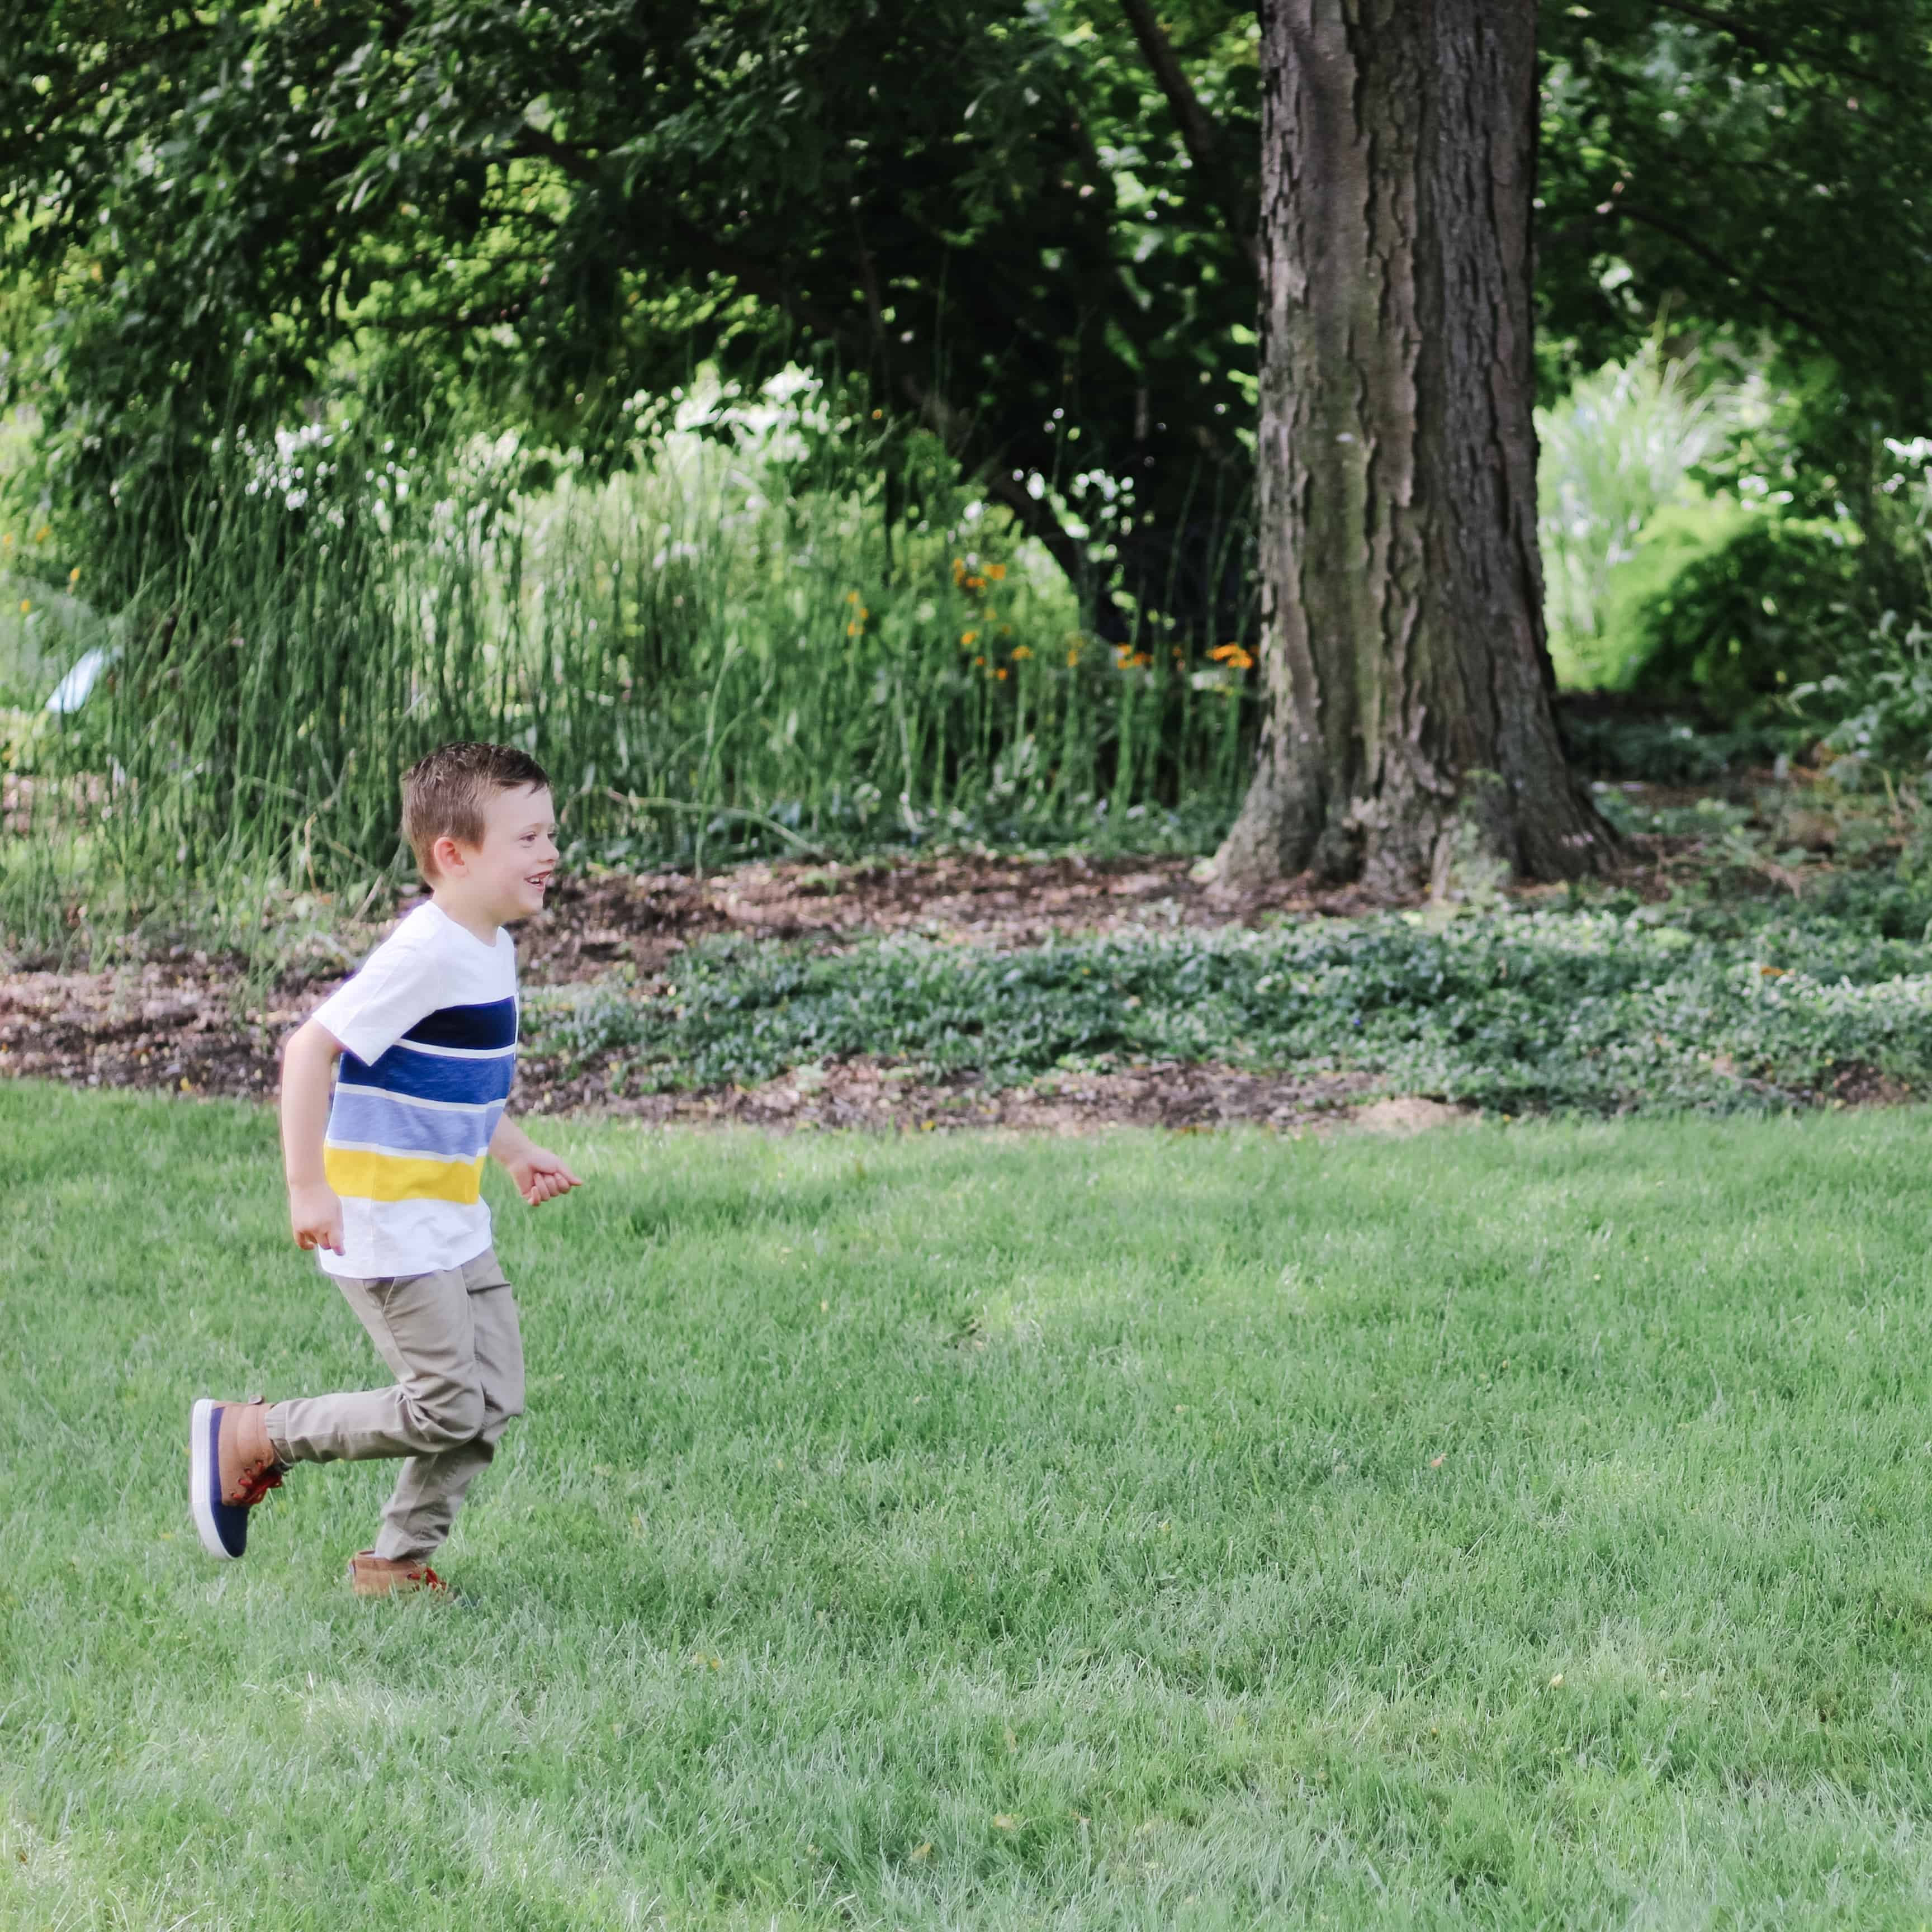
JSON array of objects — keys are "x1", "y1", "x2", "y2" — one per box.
[
  {"x1": 986, "y1": 562, "x2": 1007, "y2": 581},
  {"x1": 995, "y1": 667, "x2": 1008, "y2": 681},
  {"x1": 961, "y1": 631, "x2": 978, "y2": 647},
  {"x1": 1010, "y1": 645, "x2": 1033, "y2": 661}
]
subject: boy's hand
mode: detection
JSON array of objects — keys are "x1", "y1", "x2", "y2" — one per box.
[
  {"x1": 290, "y1": 1182, "x2": 345, "y2": 1254},
  {"x1": 503, "y1": 1144, "x2": 582, "y2": 1208}
]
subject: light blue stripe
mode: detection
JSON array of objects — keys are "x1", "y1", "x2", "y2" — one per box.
[{"x1": 327, "y1": 1088, "x2": 504, "y2": 1161}]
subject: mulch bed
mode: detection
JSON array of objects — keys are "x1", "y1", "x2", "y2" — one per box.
[
  {"x1": 514, "y1": 850, "x2": 1383, "y2": 976},
  {"x1": 0, "y1": 830, "x2": 1788, "y2": 1131}
]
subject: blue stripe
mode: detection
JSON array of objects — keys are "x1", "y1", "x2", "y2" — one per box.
[
  {"x1": 337, "y1": 1044, "x2": 517, "y2": 1106},
  {"x1": 403, "y1": 997, "x2": 519, "y2": 1052},
  {"x1": 326, "y1": 1088, "x2": 504, "y2": 1160}
]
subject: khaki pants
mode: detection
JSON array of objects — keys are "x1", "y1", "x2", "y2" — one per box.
[{"x1": 266, "y1": 1247, "x2": 525, "y2": 1562}]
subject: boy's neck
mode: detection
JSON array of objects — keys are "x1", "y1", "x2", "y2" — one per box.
[{"x1": 428, "y1": 887, "x2": 504, "y2": 947}]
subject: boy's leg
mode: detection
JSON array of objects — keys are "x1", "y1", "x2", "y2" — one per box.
[
  {"x1": 369, "y1": 1251, "x2": 525, "y2": 1561},
  {"x1": 192, "y1": 1265, "x2": 475, "y2": 1564},
  {"x1": 267, "y1": 1262, "x2": 486, "y2": 1467}
]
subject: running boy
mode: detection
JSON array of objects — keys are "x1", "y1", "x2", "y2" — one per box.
[{"x1": 191, "y1": 742, "x2": 581, "y2": 1594}]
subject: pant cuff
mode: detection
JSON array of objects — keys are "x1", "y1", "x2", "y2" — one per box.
[{"x1": 372, "y1": 1530, "x2": 443, "y2": 1563}]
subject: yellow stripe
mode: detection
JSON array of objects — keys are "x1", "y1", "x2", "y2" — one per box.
[{"x1": 324, "y1": 1146, "x2": 485, "y2": 1205}]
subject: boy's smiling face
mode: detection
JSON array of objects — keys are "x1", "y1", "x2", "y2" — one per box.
[{"x1": 428, "y1": 784, "x2": 558, "y2": 929}]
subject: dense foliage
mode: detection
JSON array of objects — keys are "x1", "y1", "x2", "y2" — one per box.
[
  {"x1": 10, "y1": 2, "x2": 1932, "y2": 624},
  {"x1": 10, "y1": 3, "x2": 1932, "y2": 927},
  {"x1": 1539, "y1": 3, "x2": 1932, "y2": 479},
  {"x1": 4, "y1": 0, "x2": 1261, "y2": 634}
]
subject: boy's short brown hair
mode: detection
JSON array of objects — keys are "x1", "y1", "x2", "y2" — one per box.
[{"x1": 401, "y1": 742, "x2": 552, "y2": 878}]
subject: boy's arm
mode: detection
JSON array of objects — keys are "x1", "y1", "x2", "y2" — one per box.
[
  {"x1": 281, "y1": 1018, "x2": 345, "y2": 1253},
  {"x1": 489, "y1": 1111, "x2": 583, "y2": 1206}
]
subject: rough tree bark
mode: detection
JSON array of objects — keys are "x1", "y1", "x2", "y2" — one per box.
[{"x1": 1216, "y1": 0, "x2": 1614, "y2": 893}]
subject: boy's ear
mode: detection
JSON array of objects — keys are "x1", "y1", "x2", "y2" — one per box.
[{"x1": 429, "y1": 832, "x2": 467, "y2": 877}]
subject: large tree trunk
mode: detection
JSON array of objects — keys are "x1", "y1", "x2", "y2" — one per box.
[{"x1": 1216, "y1": 0, "x2": 1613, "y2": 893}]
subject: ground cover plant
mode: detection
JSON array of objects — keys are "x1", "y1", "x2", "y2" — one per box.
[
  {"x1": 527, "y1": 894, "x2": 1932, "y2": 1117},
  {"x1": 9, "y1": 1084, "x2": 1932, "y2": 1926}
]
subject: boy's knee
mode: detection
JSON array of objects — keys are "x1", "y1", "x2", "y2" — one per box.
[{"x1": 409, "y1": 1378, "x2": 485, "y2": 1449}]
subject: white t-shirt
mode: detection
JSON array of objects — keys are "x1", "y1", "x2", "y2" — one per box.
[{"x1": 306, "y1": 902, "x2": 519, "y2": 1280}]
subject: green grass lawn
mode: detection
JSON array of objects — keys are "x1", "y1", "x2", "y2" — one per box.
[{"x1": 7, "y1": 1084, "x2": 1932, "y2": 1928}]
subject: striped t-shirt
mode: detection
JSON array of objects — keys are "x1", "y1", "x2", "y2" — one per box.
[{"x1": 306, "y1": 902, "x2": 518, "y2": 1278}]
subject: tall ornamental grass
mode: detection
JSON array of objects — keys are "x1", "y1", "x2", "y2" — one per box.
[
  {"x1": 2, "y1": 407, "x2": 1257, "y2": 955},
  {"x1": 1536, "y1": 339, "x2": 1739, "y2": 689}
]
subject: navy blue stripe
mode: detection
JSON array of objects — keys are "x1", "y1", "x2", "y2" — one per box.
[
  {"x1": 338, "y1": 1044, "x2": 516, "y2": 1106},
  {"x1": 402, "y1": 997, "x2": 519, "y2": 1051}
]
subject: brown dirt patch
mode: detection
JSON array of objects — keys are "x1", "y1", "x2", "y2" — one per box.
[
  {"x1": 1351, "y1": 1096, "x2": 1476, "y2": 1135},
  {"x1": 513, "y1": 849, "x2": 1382, "y2": 981},
  {"x1": 534, "y1": 1058, "x2": 1381, "y2": 1134},
  {"x1": 0, "y1": 850, "x2": 1390, "y2": 1122},
  {"x1": 1824, "y1": 1060, "x2": 1916, "y2": 1109},
  {"x1": 0, "y1": 965, "x2": 285, "y2": 1101}
]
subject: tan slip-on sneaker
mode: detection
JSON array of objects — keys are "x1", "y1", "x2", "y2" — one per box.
[{"x1": 347, "y1": 1550, "x2": 449, "y2": 1598}]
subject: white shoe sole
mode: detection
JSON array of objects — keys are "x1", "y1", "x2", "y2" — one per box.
[{"x1": 189, "y1": 1398, "x2": 234, "y2": 1559}]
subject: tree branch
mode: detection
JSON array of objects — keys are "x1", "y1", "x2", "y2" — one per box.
[
  {"x1": 1608, "y1": 202, "x2": 1831, "y2": 342},
  {"x1": 1114, "y1": 0, "x2": 1257, "y2": 270},
  {"x1": 1648, "y1": 1, "x2": 1887, "y2": 89},
  {"x1": 509, "y1": 143, "x2": 1111, "y2": 607},
  {"x1": 669, "y1": 222, "x2": 1109, "y2": 608},
  {"x1": 357, "y1": 300, "x2": 530, "y2": 333}
]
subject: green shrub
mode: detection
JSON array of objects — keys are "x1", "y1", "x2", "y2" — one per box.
[
  {"x1": 1792, "y1": 617, "x2": 1932, "y2": 781},
  {"x1": 1554, "y1": 703, "x2": 1778, "y2": 783},
  {"x1": 1622, "y1": 516, "x2": 1867, "y2": 714}
]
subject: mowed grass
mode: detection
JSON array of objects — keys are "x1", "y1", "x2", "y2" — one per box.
[{"x1": 7, "y1": 1087, "x2": 1932, "y2": 1927}]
